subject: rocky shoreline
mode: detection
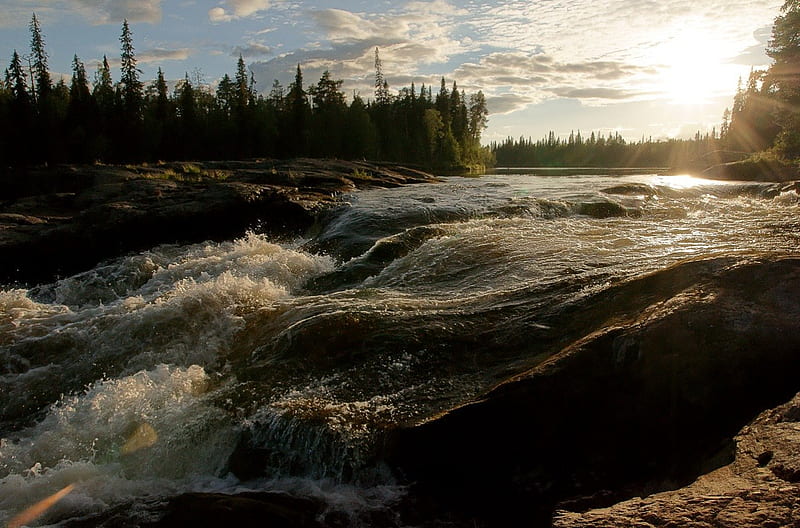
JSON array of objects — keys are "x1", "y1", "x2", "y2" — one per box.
[{"x1": 0, "y1": 159, "x2": 437, "y2": 286}]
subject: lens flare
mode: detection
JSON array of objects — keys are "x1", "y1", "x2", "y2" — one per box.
[{"x1": 7, "y1": 484, "x2": 76, "y2": 528}]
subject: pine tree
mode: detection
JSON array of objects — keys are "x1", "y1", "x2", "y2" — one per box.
[
  {"x1": 234, "y1": 54, "x2": 250, "y2": 111},
  {"x1": 70, "y1": 55, "x2": 90, "y2": 103},
  {"x1": 374, "y1": 47, "x2": 390, "y2": 105},
  {"x1": 284, "y1": 64, "x2": 310, "y2": 156},
  {"x1": 7, "y1": 51, "x2": 29, "y2": 104},
  {"x1": 93, "y1": 55, "x2": 114, "y2": 114},
  {"x1": 29, "y1": 13, "x2": 51, "y2": 103},
  {"x1": 268, "y1": 79, "x2": 285, "y2": 111},
  {"x1": 119, "y1": 19, "x2": 143, "y2": 120},
  {"x1": 6, "y1": 50, "x2": 33, "y2": 164}
]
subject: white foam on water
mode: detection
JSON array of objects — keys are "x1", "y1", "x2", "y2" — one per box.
[{"x1": 0, "y1": 364, "x2": 238, "y2": 525}]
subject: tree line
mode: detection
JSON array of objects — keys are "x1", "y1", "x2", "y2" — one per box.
[
  {"x1": 1, "y1": 16, "x2": 492, "y2": 170},
  {"x1": 491, "y1": 130, "x2": 722, "y2": 168},
  {"x1": 719, "y1": 0, "x2": 800, "y2": 160}
]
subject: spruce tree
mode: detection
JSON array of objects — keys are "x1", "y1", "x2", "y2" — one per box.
[
  {"x1": 29, "y1": 13, "x2": 51, "y2": 103},
  {"x1": 8, "y1": 51, "x2": 29, "y2": 104},
  {"x1": 285, "y1": 64, "x2": 309, "y2": 156},
  {"x1": 374, "y1": 47, "x2": 390, "y2": 105},
  {"x1": 119, "y1": 19, "x2": 143, "y2": 120}
]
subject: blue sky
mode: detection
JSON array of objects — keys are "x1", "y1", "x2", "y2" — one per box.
[{"x1": 0, "y1": 0, "x2": 783, "y2": 144}]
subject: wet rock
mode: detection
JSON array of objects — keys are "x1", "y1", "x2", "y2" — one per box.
[
  {"x1": 384, "y1": 256, "x2": 800, "y2": 526},
  {"x1": 0, "y1": 159, "x2": 438, "y2": 285},
  {"x1": 150, "y1": 491, "x2": 326, "y2": 527}
]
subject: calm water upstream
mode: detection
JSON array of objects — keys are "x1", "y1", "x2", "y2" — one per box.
[{"x1": 1, "y1": 172, "x2": 798, "y2": 525}]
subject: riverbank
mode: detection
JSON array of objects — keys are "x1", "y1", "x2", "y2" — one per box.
[
  {"x1": 700, "y1": 154, "x2": 799, "y2": 182},
  {"x1": 0, "y1": 159, "x2": 438, "y2": 286}
]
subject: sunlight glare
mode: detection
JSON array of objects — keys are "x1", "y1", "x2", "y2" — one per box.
[
  {"x1": 654, "y1": 26, "x2": 736, "y2": 105},
  {"x1": 651, "y1": 174, "x2": 727, "y2": 189}
]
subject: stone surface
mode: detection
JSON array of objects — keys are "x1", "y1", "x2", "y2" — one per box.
[
  {"x1": 553, "y1": 392, "x2": 800, "y2": 527},
  {"x1": 701, "y1": 157, "x2": 798, "y2": 182},
  {"x1": 0, "y1": 159, "x2": 438, "y2": 285},
  {"x1": 384, "y1": 255, "x2": 800, "y2": 526}
]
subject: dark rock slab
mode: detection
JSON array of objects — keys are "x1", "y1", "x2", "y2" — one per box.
[
  {"x1": 702, "y1": 157, "x2": 798, "y2": 182},
  {"x1": 0, "y1": 159, "x2": 438, "y2": 285},
  {"x1": 151, "y1": 491, "x2": 326, "y2": 527},
  {"x1": 383, "y1": 255, "x2": 800, "y2": 526},
  {"x1": 554, "y1": 391, "x2": 800, "y2": 527}
]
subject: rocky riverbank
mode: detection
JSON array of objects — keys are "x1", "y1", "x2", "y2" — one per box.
[
  {"x1": 0, "y1": 159, "x2": 437, "y2": 285},
  {"x1": 700, "y1": 155, "x2": 799, "y2": 182},
  {"x1": 383, "y1": 255, "x2": 800, "y2": 526}
]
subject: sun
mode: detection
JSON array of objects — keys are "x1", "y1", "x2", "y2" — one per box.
[{"x1": 653, "y1": 28, "x2": 735, "y2": 105}]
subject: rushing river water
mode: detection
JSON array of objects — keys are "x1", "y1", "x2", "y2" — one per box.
[{"x1": 1, "y1": 172, "x2": 799, "y2": 526}]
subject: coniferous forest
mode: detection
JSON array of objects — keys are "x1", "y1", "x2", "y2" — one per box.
[
  {"x1": 1, "y1": 16, "x2": 492, "y2": 171},
  {"x1": 4, "y1": 1, "x2": 800, "y2": 173}
]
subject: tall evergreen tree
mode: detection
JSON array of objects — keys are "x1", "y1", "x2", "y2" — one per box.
[
  {"x1": 119, "y1": 19, "x2": 143, "y2": 120},
  {"x1": 374, "y1": 47, "x2": 390, "y2": 105},
  {"x1": 153, "y1": 67, "x2": 170, "y2": 119},
  {"x1": 7, "y1": 51, "x2": 29, "y2": 104},
  {"x1": 6, "y1": 50, "x2": 33, "y2": 164},
  {"x1": 284, "y1": 64, "x2": 310, "y2": 156},
  {"x1": 767, "y1": 0, "x2": 800, "y2": 156},
  {"x1": 29, "y1": 13, "x2": 51, "y2": 104},
  {"x1": 234, "y1": 54, "x2": 250, "y2": 111},
  {"x1": 468, "y1": 91, "x2": 488, "y2": 143},
  {"x1": 66, "y1": 55, "x2": 94, "y2": 162}
]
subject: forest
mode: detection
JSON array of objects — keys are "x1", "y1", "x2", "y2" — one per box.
[
  {"x1": 490, "y1": 130, "x2": 721, "y2": 169},
  {"x1": 0, "y1": 16, "x2": 492, "y2": 171},
  {"x1": 3, "y1": 0, "x2": 799, "y2": 173}
]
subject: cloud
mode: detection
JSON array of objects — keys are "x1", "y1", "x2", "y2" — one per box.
[
  {"x1": 72, "y1": 0, "x2": 162, "y2": 24},
  {"x1": 486, "y1": 93, "x2": 538, "y2": 114},
  {"x1": 232, "y1": 43, "x2": 272, "y2": 58},
  {"x1": 209, "y1": 0, "x2": 270, "y2": 22},
  {"x1": 549, "y1": 87, "x2": 641, "y2": 100},
  {"x1": 138, "y1": 48, "x2": 191, "y2": 64}
]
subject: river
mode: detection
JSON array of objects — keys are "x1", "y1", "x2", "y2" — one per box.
[{"x1": 1, "y1": 172, "x2": 798, "y2": 526}]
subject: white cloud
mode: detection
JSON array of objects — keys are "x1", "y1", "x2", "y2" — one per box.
[
  {"x1": 232, "y1": 42, "x2": 272, "y2": 58},
  {"x1": 209, "y1": 0, "x2": 270, "y2": 23},
  {"x1": 209, "y1": 7, "x2": 233, "y2": 23},
  {"x1": 73, "y1": 0, "x2": 162, "y2": 24},
  {"x1": 138, "y1": 47, "x2": 191, "y2": 64}
]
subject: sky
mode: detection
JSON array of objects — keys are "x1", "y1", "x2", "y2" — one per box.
[{"x1": 0, "y1": 0, "x2": 784, "y2": 144}]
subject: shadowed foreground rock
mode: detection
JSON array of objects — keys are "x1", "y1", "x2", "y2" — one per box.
[
  {"x1": 0, "y1": 159, "x2": 437, "y2": 285},
  {"x1": 385, "y1": 255, "x2": 800, "y2": 526},
  {"x1": 554, "y1": 391, "x2": 800, "y2": 527}
]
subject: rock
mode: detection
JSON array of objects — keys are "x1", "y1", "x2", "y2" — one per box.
[
  {"x1": 383, "y1": 256, "x2": 800, "y2": 526},
  {"x1": 553, "y1": 391, "x2": 800, "y2": 527},
  {"x1": 701, "y1": 157, "x2": 798, "y2": 182},
  {"x1": 0, "y1": 159, "x2": 438, "y2": 285},
  {"x1": 148, "y1": 491, "x2": 326, "y2": 527}
]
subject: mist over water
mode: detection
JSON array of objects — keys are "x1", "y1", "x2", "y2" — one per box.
[{"x1": 1, "y1": 173, "x2": 798, "y2": 525}]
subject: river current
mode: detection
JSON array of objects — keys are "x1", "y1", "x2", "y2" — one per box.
[{"x1": 1, "y1": 172, "x2": 798, "y2": 526}]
